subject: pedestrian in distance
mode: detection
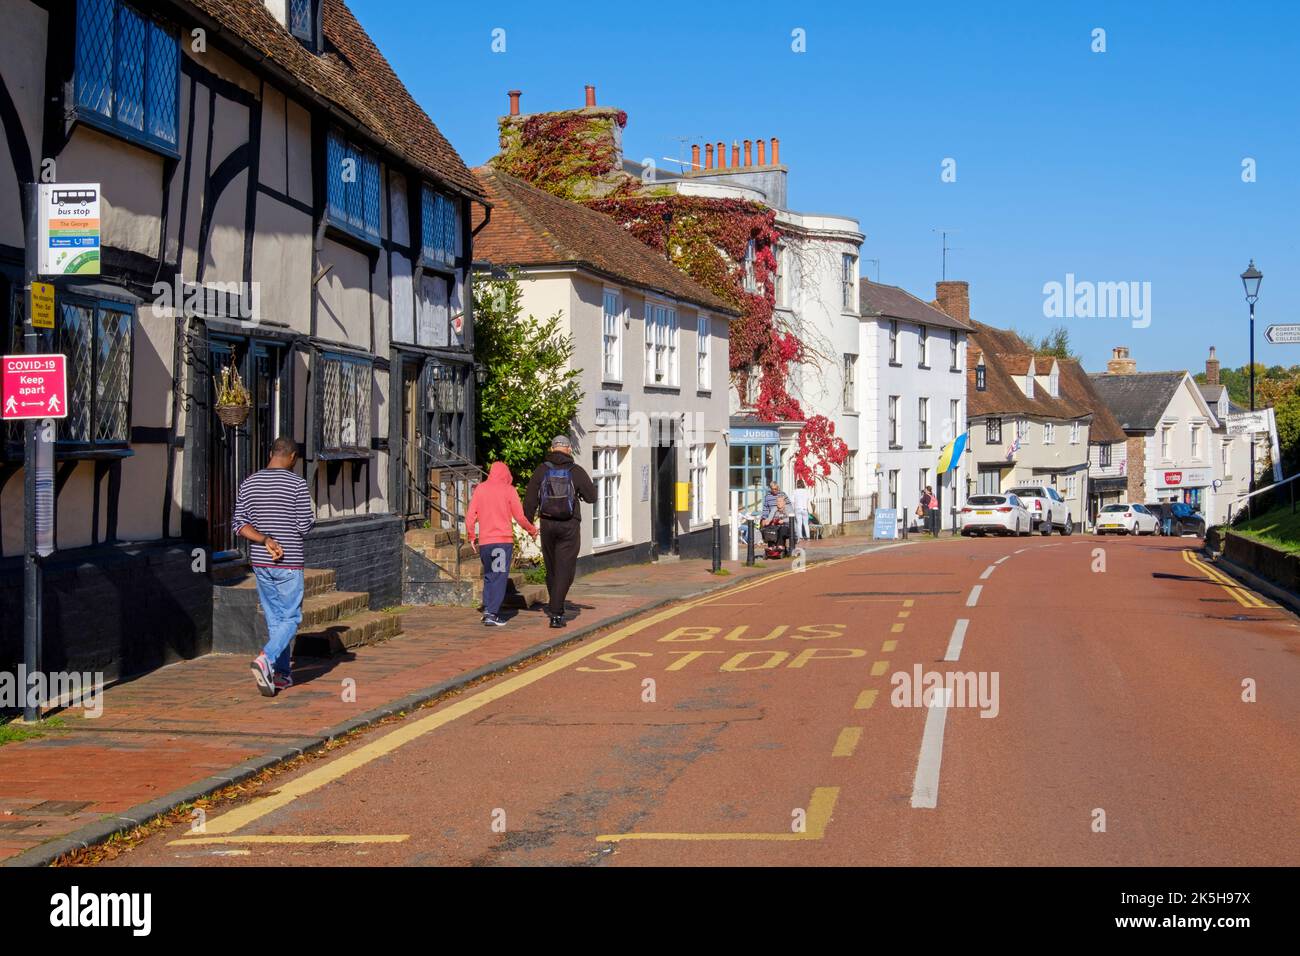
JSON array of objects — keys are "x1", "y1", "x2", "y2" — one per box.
[
  {"x1": 762, "y1": 478, "x2": 784, "y2": 517},
  {"x1": 233, "y1": 437, "x2": 315, "y2": 697},
  {"x1": 792, "y1": 479, "x2": 812, "y2": 542},
  {"x1": 920, "y1": 485, "x2": 940, "y2": 536},
  {"x1": 465, "y1": 461, "x2": 539, "y2": 627},
  {"x1": 763, "y1": 493, "x2": 796, "y2": 556},
  {"x1": 524, "y1": 436, "x2": 597, "y2": 629}
]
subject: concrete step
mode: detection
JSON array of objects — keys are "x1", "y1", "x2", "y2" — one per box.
[
  {"x1": 294, "y1": 609, "x2": 404, "y2": 658},
  {"x1": 273, "y1": 590, "x2": 369, "y2": 628},
  {"x1": 404, "y1": 527, "x2": 458, "y2": 551},
  {"x1": 422, "y1": 543, "x2": 479, "y2": 568}
]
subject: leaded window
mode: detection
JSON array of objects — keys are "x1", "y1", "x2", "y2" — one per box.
[
  {"x1": 55, "y1": 297, "x2": 132, "y2": 445},
  {"x1": 74, "y1": 0, "x2": 179, "y2": 152},
  {"x1": 318, "y1": 354, "x2": 373, "y2": 457},
  {"x1": 326, "y1": 130, "x2": 382, "y2": 242},
  {"x1": 421, "y1": 187, "x2": 461, "y2": 268},
  {"x1": 289, "y1": 0, "x2": 317, "y2": 44}
]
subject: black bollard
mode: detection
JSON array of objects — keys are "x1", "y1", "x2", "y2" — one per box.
[
  {"x1": 788, "y1": 515, "x2": 797, "y2": 557},
  {"x1": 746, "y1": 519, "x2": 756, "y2": 566},
  {"x1": 711, "y1": 517, "x2": 721, "y2": 572}
]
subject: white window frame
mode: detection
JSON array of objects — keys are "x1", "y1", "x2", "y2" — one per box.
[
  {"x1": 1049, "y1": 367, "x2": 1060, "y2": 398},
  {"x1": 743, "y1": 240, "x2": 758, "y2": 293},
  {"x1": 918, "y1": 325, "x2": 930, "y2": 367},
  {"x1": 1221, "y1": 440, "x2": 1232, "y2": 478},
  {"x1": 949, "y1": 330, "x2": 960, "y2": 370},
  {"x1": 1190, "y1": 423, "x2": 1202, "y2": 459},
  {"x1": 644, "y1": 300, "x2": 679, "y2": 387},
  {"x1": 1160, "y1": 424, "x2": 1172, "y2": 460},
  {"x1": 1044, "y1": 422, "x2": 1055, "y2": 445},
  {"x1": 774, "y1": 243, "x2": 787, "y2": 308},
  {"x1": 689, "y1": 444, "x2": 709, "y2": 525},
  {"x1": 842, "y1": 253, "x2": 857, "y2": 311},
  {"x1": 602, "y1": 288, "x2": 622, "y2": 383},
  {"x1": 696, "y1": 313, "x2": 711, "y2": 391},
  {"x1": 842, "y1": 353, "x2": 857, "y2": 412},
  {"x1": 889, "y1": 320, "x2": 899, "y2": 363},
  {"x1": 949, "y1": 399, "x2": 960, "y2": 442},
  {"x1": 591, "y1": 446, "x2": 621, "y2": 546},
  {"x1": 889, "y1": 395, "x2": 901, "y2": 447},
  {"x1": 918, "y1": 397, "x2": 930, "y2": 447},
  {"x1": 1071, "y1": 421, "x2": 1081, "y2": 444},
  {"x1": 888, "y1": 469, "x2": 899, "y2": 510}
]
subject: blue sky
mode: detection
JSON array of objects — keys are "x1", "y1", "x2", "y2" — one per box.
[{"x1": 354, "y1": 0, "x2": 1298, "y2": 374}]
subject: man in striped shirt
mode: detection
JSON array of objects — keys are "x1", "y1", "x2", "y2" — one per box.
[{"x1": 232, "y1": 437, "x2": 315, "y2": 697}]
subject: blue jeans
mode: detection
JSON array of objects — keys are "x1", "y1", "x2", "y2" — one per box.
[
  {"x1": 254, "y1": 566, "x2": 304, "y2": 675},
  {"x1": 480, "y1": 543, "x2": 513, "y2": 617}
]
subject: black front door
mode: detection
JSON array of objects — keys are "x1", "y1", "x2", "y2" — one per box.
[
  {"x1": 207, "y1": 337, "x2": 287, "y2": 557},
  {"x1": 653, "y1": 442, "x2": 675, "y2": 555}
]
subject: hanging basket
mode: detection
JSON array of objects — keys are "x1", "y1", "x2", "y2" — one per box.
[{"x1": 215, "y1": 402, "x2": 250, "y2": 428}]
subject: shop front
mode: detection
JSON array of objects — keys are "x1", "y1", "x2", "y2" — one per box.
[
  {"x1": 729, "y1": 424, "x2": 783, "y2": 510},
  {"x1": 1146, "y1": 467, "x2": 1214, "y2": 512}
]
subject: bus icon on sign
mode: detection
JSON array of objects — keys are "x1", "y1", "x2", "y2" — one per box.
[{"x1": 51, "y1": 188, "x2": 96, "y2": 206}]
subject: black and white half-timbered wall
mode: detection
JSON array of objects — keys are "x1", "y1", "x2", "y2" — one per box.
[{"x1": 0, "y1": 0, "x2": 486, "y2": 681}]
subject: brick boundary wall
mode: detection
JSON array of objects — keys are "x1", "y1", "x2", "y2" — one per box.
[{"x1": 303, "y1": 514, "x2": 405, "y2": 610}]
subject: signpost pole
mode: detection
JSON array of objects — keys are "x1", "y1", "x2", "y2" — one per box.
[{"x1": 21, "y1": 184, "x2": 40, "y2": 723}]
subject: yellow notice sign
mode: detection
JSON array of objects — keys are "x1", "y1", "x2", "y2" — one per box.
[{"x1": 31, "y1": 282, "x2": 55, "y2": 329}]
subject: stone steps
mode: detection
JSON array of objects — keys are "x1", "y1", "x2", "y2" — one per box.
[{"x1": 294, "y1": 609, "x2": 404, "y2": 658}]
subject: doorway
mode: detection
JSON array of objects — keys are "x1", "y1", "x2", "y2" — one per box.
[
  {"x1": 207, "y1": 337, "x2": 288, "y2": 558},
  {"x1": 653, "y1": 442, "x2": 676, "y2": 555}
]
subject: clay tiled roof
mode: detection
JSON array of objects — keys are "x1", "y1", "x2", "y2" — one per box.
[
  {"x1": 471, "y1": 168, "x2": 738, "y2": 316},
  {"x1": 860, "y1": 280, "x2": 973, "y2": 332},
  {"x1": 189, "y1": 0, "x2": 484, "y2": 199},
  {"x1": 967, "y1": 322, "x2": 1088, "y2": 421},
  {"x1": 1059, "y1": 360, "x2": 1126, "y2": 443}
]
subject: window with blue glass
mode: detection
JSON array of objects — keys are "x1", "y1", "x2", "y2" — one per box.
[
  {"x1": 420, "y1": 186, "x2": 460, "y2": 268},
  {"x1": 326, "y1": 130, "x2": 382, "y2": 243},
  {"x1": 74, "y1": 0, "x2": 179, "y2": 153}
]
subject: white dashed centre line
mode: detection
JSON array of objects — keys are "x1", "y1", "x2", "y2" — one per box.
[
  {"x1": 944, "y1": 619, "x2": 969, "y2": 662},
  {"x1": 966, "y1": 585, "x2": 982, "y2": 607},
  {"x1": 994, "y1": 555, "x2": 1010, "y2": 565},
  {"x1": 980, "y1": 565, "x2": 996, "y2": 580},
  {"x1": 911, "y1": 688, "x2": 953, "y2": 809}
]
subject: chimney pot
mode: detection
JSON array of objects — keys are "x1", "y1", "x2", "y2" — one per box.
[
  {"x1": 934, "y1": 280, "x2": 971, "y2": 325},
  {"x1": 705, "y1": 143, "x2": 714, "y2": 169},
  {"x1": 771, "y1": 137, "x2": 780, "y2": 164},
  {"x1": 731, "y1": 141, "x2": 740, "y2": 168},
  {"x1": 1106, "y1": 346, "x2": 1137, "y2": 375},
  {"x1": 717, "y1": 140, "x2": 727, "y2": 169},
  {"x1": 757, "y1": 139, "x2": 766, "y2": 165},
  {"x1": 743, "y1": 139, "x2": 752, "y2": 166},
  {"x1": 508, "y1": 90, "x2": 521, "y2": 116},
  {"x1": 584, "y1": 84, "x2": 596, "y2": 107},
  {"x1": 1206, "y1": 345, "x2": 1221, "y2": 386},
  {"x1": 691, "y1": 144, "x2": 701, "y2": 171}
]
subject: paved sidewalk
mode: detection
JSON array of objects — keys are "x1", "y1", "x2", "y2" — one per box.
[{"x1": 0, "y1": 532, "x2": 882, "y2": 866}]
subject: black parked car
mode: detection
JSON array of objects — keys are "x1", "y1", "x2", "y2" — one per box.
[{"x1": 1143, "y1": 502, "x2": 1207, "y2": 538}]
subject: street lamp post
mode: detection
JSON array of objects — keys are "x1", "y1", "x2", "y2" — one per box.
[{"x1": 1240, "y1": 260, "x2": 1263, "y2": 513}]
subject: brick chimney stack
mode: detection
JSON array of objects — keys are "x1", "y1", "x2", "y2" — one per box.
[
  {"x1": 1107, "y1": 346, "x2": 1137, "y2": 375},
  {"x1": 934, "y1": 280, "x2": 970, "y2": 324},
  {"x1": 507, "y1": 90, "x2": 521, "y2": 116},
  {"x1": 584, "y1": 84, "x2": 596, "y2": 107},
  {"x1": 1206, "y1": 346, "x2": 1220, "y2": 386}
]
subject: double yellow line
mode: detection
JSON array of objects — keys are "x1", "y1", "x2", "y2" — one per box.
[{"x1": 1182, "y1": 549, "x2": 1270, "y2": 608}]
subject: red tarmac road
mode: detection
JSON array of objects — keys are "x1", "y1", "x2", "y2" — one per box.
[{"x1": 109, "y1": 535, "x2": 1300, "y2": 866}]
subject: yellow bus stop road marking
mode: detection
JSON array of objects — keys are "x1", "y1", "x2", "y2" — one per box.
[
  {"x1": 1182, "y1": 550, "x2": 1270, "y2": 608},
  {"x1": 832, "y1": 726, "x2": 863, "y2": 757},
  {"x1": 169, "y1": 834, "x2": 409, "y2": 846},
  {"x1": 854, "y1": 689, "x2": 878, "y2": 710},
  {"x1": 193, "y1": 558, "x2": 855, "y2": 838},
  {"x1": 597, "y1": 786, "x2": 839, "y2": 842}
]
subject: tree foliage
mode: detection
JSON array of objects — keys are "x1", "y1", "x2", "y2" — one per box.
[
  {"x1": 473, "y1": 274, "x2": 584, "y2": 483},
  {"x1": 1012, "y1": 324, "x2": 1079, "y2": 360}
]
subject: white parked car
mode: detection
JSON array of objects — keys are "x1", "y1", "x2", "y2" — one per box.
[
  {"x1": 1007, "y1": 484, "x2": 1074, "y2": 535},
  {"x1": 960, "y1": 494, "x2": 1032, "y2": 537},
  {"x1": 1095, "y1": 502, "x2": 1160, "y2": 535}
]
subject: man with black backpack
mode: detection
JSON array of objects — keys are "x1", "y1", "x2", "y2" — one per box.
[{"x1": 524, "y1": 435, "x2": 597, "y2": 628}]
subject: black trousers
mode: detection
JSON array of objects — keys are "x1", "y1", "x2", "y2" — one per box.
[{"x1": 540, "y1": 518, "x2": 581, "y2": 616}]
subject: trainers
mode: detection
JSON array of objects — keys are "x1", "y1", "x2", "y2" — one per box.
[
  {"x1": 549, "y1": 614, "x2": 566, "y2": 629},
  {"x1": 273, "y1": 672, "x2": 293, "y2": 691},
  {"x1": 483, "y1": 613, "x2": 507, "y2": 627},
  {"x1": 250, "y1": 653, "x2": 276, "y2": 697}
]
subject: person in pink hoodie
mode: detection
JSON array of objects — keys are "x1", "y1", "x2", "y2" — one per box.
[{"x1": 465, "y1": 462, "x2": 539, "y2": 626}]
